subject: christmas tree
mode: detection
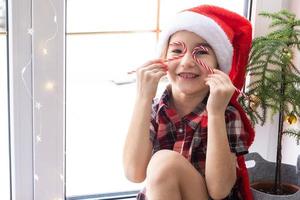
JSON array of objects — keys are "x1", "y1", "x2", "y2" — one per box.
[{"x1": 239, "y1": 10, "x2": 300, "y2": 194}]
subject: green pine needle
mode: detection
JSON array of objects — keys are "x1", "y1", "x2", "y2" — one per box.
[{"x1": 283, "y1": 129, "x2": 300, "y2": 145}]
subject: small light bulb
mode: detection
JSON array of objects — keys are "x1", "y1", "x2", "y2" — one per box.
[
  {"x1": 21, "y1": 67, "x2": 26, "y2": 74},
  {"x1": 60, "y1": 174, "x2": 64, "y2": 181},
  {"x1": 42, "y1": 48, "x2": 48, "y2": 55},
  {"x1": 45, "y1": 81, "x2": 55, "y2": 91},
  {"x1": 36, "y1": 135, "x2": 42, "y2": 143},
  {"x1": 27, "y1": 28, "x2": 34, "y2": 35},
  {"x1": 34, "y1": 174, "x2": 39, "y2": 181},
  {"x1": 35, "y1": 102, "x2": 42, "y2": 110},
  {"x1": 54, "y1": 15, "x2": 57, "y2": 22}
]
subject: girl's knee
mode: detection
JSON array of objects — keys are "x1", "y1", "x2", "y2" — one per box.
[
  {"x1": 147, "y1": 150, "x2": 182, "y2": 171},
  {"x1": 146, "y1": 150, "x2": 209, "y2": 199},
  {"x1": 146, "y1": 150, "x2": 181, "y2": 188},
  {"x1": 146, "y1": 150, "x2": 182, "y2": 183}
]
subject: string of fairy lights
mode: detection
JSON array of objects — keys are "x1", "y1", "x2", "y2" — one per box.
[{"x1": 20, "y1": 0, "x2": 63, "y2": 199}]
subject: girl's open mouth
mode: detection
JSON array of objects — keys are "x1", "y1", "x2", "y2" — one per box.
[{"x1": 178, "y1": 72, "x2": 199, "y2": 79}]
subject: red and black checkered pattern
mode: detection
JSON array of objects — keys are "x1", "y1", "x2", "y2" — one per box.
[{"x1": 137, "y1": 88, "x2": 249, "y2": 200}]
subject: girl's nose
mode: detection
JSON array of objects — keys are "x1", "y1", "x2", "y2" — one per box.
[{"x1": 179, "y1": 51, "x2": 196, "y2": 68}]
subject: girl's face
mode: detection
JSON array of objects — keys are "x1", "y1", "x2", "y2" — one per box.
[{"x1": 166, "y1": 30, "x2": 218, "y2": 97}]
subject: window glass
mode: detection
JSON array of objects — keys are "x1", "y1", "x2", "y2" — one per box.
[
  {"x1": 66, "y1": 33, "x2": 157, "y2": 196},
  {"x1": 67, "y1": 0, "x2": 157, "y2": 33},
  {"x1": 66, "y1": 0, "x2": 247, "y2": 197},
  {"x1": 0, "y1": 0, "x2": 10, "y2": 199}
]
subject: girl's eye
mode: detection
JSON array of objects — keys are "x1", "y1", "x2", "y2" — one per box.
[
  {"x1": 168, "y1": 41, "x2": 186, "y2": 55},
  {"x1": 171, "y1": 48, "x2": 183, "y2": 54},
  {"x1": 192, "y1": 46, "x2": 209, "y2": 57},
  {"x1": 194, "y1": 50, "x2": 208, "y2": 56}
]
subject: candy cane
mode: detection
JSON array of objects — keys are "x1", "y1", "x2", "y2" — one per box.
[
  {"x1": 192, "y1": 46, "x2": 214, "y2": 74},
  {"x1": 163, "y1": 41, "x2": 187, "y2": 62}
]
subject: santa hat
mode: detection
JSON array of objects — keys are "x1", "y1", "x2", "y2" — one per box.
[
  {"x1": 158, "y1": 5, "x2": 255, "y2": 200},
  {"x1": 157, "y1": 4, "x2": 252, "y2": 91}
]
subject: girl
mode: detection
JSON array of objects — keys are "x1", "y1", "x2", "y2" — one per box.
[{"x1": 123, "y1": 5, "x2": 255, "y2": 200}]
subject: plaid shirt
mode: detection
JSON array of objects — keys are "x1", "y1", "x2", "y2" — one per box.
[{"x1": 137, "y1": 88, "x2": 249, "y2": 200}]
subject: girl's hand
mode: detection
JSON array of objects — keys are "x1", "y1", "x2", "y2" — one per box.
[
  {"x1": 205, "y1": 69, "x2": 235, "y2": 115},
  {"x1": 136, "y1": 59, "x2": 167, "y2": 100}
]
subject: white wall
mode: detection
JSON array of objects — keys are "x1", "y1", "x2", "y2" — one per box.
[{"x1": 249, "y1": 0, "x2": 300, "y2": 166}]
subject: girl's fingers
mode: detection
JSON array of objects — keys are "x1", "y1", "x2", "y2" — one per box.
[
  {"x1": 140, "y1": 59, "x2": 168, "y2": 70},
  {"x1": 207, "y1": 71, "x2": 233, "y2": 88},
  {"x1": 208, "y1": 70, "x2": 230, "y2": 82},
  {"x1": 205, "y1": 76, "x2": 234, "y2": 93},
  {"x1": 205, "y1": 77, "x2": 218, "y2": 88},
  {"x1": 212, "y1": 69, "x2": 246, "y2": 97},
  {"x1": 153, "y1": 70, "x2": 167, "y2": 79},
  {"x1": 150, "y1": 68, "x2": 167, "y2": 75},
  {"x1": 137, "y1": 66, "x2": 167, "y2": 78},
  {"x1": 205, "y1": 75, "x2": 224, "y2": 86},
  {"x1": 137, "y1": 62, "x2": 167, "y2": 84}
]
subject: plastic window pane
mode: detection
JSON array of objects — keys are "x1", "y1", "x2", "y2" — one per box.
[
  {"x1": 66, "y1": 33, "x2": 157, "y2": 196},
  {"x1": 67, "y1": 0, "x2": 157, "y2": 33}
]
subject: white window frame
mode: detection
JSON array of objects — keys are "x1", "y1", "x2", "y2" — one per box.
[
  {"x1": 0, "y1": 1, "x2": 10, "y2": 199},
  {"x1": 8, "y1": 0, "x2": 65, "y2": 199}
]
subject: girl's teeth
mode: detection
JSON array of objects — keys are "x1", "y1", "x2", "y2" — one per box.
[{"x1": 179, "y1": 73, "x2": 197, "y2": 78}]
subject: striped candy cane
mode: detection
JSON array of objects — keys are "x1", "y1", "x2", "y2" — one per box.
[
  {"x1": 163, "y1": 41, "x2": 187, "y2": 63},
  {"x1": 192, "y1": 46, "x2": 214, "y2": 74},
  {"x1": 192, "y1": 45, "x2": 248, "y2": 99}
]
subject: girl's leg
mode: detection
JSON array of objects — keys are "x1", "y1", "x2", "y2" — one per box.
[{"x1": 146, "y1": 150, "x2": 209, "y2": 200}]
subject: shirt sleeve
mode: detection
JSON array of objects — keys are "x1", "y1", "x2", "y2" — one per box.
[{"x1": 225, "y1": 105, "x2": 249, "y2": 155}]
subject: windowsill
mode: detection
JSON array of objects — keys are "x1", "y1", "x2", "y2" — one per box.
[{"x1": 66, "y1": 190, "x2": 139, "y2": 200}]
